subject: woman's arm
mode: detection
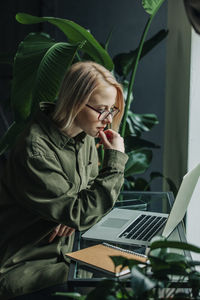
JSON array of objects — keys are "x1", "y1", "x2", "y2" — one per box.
[{"x1": 7, "y1": 133, "x2": 128, "y2": 232}]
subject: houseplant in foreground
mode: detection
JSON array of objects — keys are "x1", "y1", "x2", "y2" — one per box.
[{"x1": 55, "y1": 236, "x2": 200, "y2": 299}]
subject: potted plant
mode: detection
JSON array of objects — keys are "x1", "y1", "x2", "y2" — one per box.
[
  {"x1": 0, "y1": 0, "x2": 173, "y2": 192},
  {"x1": 55, "y1": 236, "x2": 200, "y2": 299}
]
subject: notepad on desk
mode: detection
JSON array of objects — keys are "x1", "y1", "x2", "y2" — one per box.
[{"x1": 66, "y1": 242, "x2": 148, "y2": 277}]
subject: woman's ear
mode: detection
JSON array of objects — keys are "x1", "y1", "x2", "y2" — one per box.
[{"x1": 184, "y1": 0, "x2": 200, "y2": 34}]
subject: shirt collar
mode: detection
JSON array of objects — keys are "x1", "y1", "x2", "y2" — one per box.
[{"x1": 35, "y1": 102, "x2": 86, "y2": 149}]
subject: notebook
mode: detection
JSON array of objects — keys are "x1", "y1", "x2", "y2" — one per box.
[
  {"x1": 82, "y1": 163, "x2": 200, "y2": 247},
  {"x1": 66, "y1": 242, "x2": 147, "y2": 277}
]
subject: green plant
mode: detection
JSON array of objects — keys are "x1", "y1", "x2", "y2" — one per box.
[
  {"x1": 0, "y1": 0, "x2": 170, "y2": 191},
  {"x1": 55, "y1": 236, "x2": 200, "y2": 299}
]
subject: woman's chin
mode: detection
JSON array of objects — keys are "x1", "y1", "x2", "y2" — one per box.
[{"x1": 84, "y1": 130, "x2": 99, "y2": 138}]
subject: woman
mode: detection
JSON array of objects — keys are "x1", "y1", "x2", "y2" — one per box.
[{"x1": 0, "y1": 61, "x2": 128, "y2": 299}]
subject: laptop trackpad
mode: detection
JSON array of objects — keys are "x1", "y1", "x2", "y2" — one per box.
[{"x1": 101, "y1": 218, "x2": 129, "y2": 228}]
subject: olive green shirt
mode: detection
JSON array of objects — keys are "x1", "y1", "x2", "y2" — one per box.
[{"x1": 0, "y1": 105, "x2": 128, "y2": 299}]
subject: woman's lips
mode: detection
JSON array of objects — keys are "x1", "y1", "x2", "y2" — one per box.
[{"x1": 97, "y1": 127, "x2": 105, "y2": 131}]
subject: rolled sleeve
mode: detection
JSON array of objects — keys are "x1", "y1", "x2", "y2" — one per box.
[{"x1": 102, "y1": 149, "x2": 128, "y2": 171}]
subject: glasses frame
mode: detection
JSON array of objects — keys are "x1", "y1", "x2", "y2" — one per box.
[{"x1": 86, "y1": 104, "x2": 120, "y2": 121}]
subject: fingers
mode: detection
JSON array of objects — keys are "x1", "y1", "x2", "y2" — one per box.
[
  {"x1": 49, "y1": 224, "x2": 75, "y2": 243},
  {"x1": 98, "y1": 129, "x2": 124, "y2": 153},
  {"x1": 49, "y1": 224, "x2": 61, "y2": 243},
  {"x1": 58, "y1": 224, "x2": 75, "y2": 237},
  {"x1": 57, "y1": 224, "x2": 67, "y2": 236},
  {"x1": 63, "y1": 227, "x2": 75, "y2": 236},
  {"x1": 98, "y1": 130, "x2": 112, "y2": 148}
]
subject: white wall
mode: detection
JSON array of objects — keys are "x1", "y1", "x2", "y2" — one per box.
[{"x1": 186, "y1": 29, "x2": 200, "y2": 259}]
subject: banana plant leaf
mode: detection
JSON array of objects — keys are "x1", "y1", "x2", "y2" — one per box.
[
  {"x1": 142, "y1": 0, "x2": 165, "y2": 16},
  {"x1": 16, "y1": 13, "x2": 113, "y2": 71},
  {"x1": 31, "y1": 41, "x2": 85, "y2": 116},
  {"x1": 125, "y1": 111, "x2": 159, "y2": 137},
  {"x1": 114, "y1": 29, "x2": 168, "y2": 78},
  {"x1": 125, "y1": 148, "x2": 152, "y2": 177},
  {"x1": 11, "y1": 32, "x2": 82, "y2": 121}
]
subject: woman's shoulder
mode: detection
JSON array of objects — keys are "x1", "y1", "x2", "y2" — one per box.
[{"x1": 13, "y1": 120, "x2": 56, "y2": 159}]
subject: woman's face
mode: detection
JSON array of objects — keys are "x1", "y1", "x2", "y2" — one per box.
[{"x1": 73, "y1": 84, "x2": 117, "y2": 137}]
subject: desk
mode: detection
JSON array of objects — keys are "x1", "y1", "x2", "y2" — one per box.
[{"x1": 68, "y1": 191, "x2": 191, "y2": 289}]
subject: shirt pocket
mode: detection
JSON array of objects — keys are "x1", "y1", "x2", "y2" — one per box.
[{"x1": 81, "y1": 161, "x2": 93, "y2": 188}]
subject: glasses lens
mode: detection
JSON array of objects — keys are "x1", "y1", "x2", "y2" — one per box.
[
  {"x1": 99, "y1": 109, "x2": 119, "y2": 121},
  {"x1": 99, "y1": 111, "x2": 109, "y2": 121},
  {"x1": 111, "y1": 108, "x2": 119, "y2": 117}
]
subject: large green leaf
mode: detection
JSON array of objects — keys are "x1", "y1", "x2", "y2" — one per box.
[
  {"x1": 31, "y1": 41, "x2": 84, "y2": 115},
  {"x1": 126, "y1": 111, "x2": 159, "y2": 137},
  {"x1": 11, "y1": 32, "x2": 56, "y2": 121},
  {"x1": 114, "y1": 29, "x2": 168, "y2": 78},
  {"x1": 125, "y1": 149, "x2": 152, "y2": 176},
  {"x1": 11, "y1": 32, "x2": 81, "y2": 121},
  {"x1": 142, "y1": 0, "x2": 165, "y2": 16},
  {"x1": 150, "y1": 239, "x2": 200, "y2": 254},
  {"x1": 16, "y1": 13, "x2": 113, "y2": 71}
]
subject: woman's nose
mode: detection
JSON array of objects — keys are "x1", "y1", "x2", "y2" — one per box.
[{"x1": 102, "y1": 113, "x2": 113, "y2": 124}]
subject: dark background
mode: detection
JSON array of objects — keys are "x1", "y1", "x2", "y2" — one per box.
[{"x1": 0, "y1": 0, "x2": 167, "y2": 190}]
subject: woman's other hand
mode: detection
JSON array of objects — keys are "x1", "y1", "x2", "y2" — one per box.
[
  {"x1": 98, "y1": 129, "x2": 125, "y2": 153},
  {"x1": 49, "y1": 224, "x2": 75, "y2": 243}
]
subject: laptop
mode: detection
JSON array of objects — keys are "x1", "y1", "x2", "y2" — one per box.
[{"x1": 82, "y1": 163, "x2": 200, "y2": 247}]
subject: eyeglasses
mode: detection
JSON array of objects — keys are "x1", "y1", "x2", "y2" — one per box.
[{"x1": 86, "y1": 104, "x2": 120, "y2": 121}]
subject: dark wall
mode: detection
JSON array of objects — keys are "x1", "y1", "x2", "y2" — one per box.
[{"x1": 0, "y1": 0, "x2": 167, "y2": 190}]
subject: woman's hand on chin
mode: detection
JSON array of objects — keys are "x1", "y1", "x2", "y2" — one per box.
[{"x1": 98, "y1": 129, "x2": 125, "y2": 153}]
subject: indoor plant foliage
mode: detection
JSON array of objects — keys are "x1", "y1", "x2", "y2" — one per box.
[
  {"x1": 55, "y1": 237, "x2": 200, "y2": 299},
  {"x1": 0, "y1": 0, "x2": 169, "y2": 190}
]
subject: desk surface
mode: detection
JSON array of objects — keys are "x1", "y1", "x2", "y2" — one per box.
[{"x1": 68, "y1": 191, "x2": 189, "y2": 288}]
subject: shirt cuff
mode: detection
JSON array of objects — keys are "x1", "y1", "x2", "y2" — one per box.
[{"x1": 103, "y1": 149, "x2": 129, "y2": 172}]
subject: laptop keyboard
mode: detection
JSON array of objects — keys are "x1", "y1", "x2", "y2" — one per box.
[{"x1": 119, "y1": 214, "x2": 168, "y2": 242}]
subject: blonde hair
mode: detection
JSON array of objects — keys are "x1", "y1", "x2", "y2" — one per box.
[{"x1": 52, "y1": 61, "x2": 124, "y2": 132}]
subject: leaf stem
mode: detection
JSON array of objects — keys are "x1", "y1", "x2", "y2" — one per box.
[{"x1": 120, "y1": 0, "x2": 165, "y2": 138}]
